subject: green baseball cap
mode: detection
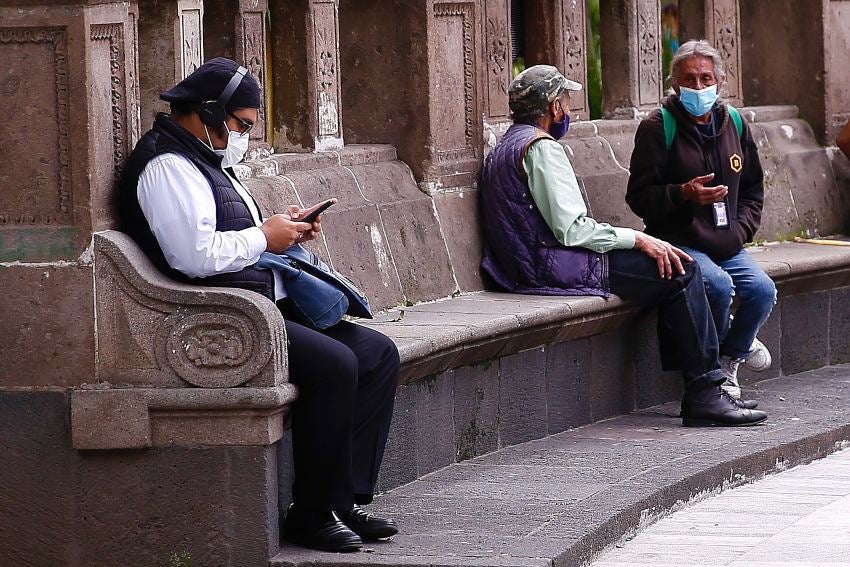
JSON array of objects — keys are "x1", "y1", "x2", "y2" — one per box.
[{"x1": 508, "y1": 65, "x2": 582, "y2": 116}]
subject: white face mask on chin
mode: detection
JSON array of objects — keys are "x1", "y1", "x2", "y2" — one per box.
[{"x1": 215, "y1": 127, "x2": 250, "y2": 168}]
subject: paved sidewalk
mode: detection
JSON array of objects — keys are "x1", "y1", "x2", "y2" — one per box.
[
  {"x1": 273, "y1": 365, "x2": 850, "y2": 567},
  {"x1": 592, "y1": 448, "x2": 850, "y2": 567}
]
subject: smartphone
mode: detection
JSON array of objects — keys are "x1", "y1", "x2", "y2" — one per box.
[{"x1": 298, "y1": 198, "x2": 337, "y2": 224}]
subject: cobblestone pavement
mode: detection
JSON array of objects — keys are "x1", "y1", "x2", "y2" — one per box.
[{"x1": 592, "y1": 448, "x2": 850, "y2": 567}]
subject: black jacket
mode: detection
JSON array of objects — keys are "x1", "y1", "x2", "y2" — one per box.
[{"x1": 626, "y1": 96, "x2": 765, "y2": 261}]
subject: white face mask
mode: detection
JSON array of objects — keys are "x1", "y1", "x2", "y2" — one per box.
[
  {"x1": 216, "y1": 126, "x2": 250, "y2": 168},
  {"x1": 205, "y1": 123, "x2": 250, "y2": 168}
]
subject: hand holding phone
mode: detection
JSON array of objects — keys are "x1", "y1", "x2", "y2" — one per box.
[{"x1": 298, "y1": 198, "x2": 337, "y2": 224}]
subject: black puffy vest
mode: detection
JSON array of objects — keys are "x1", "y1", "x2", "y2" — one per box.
[{"x1": 117, "y1": 113, "x2": 274, "y2": 299}]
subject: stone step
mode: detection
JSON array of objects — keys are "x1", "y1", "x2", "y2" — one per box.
[{"x1": 271, "y1": 364, "x2": 850, "y2": 567}]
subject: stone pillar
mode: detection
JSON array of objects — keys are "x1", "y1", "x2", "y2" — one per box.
[
  {"x1": 137, "y1": 0, "x2": 203, "y2": 132},
  {"x1": 204, "y1": 0, "x2": 271, "y2": 149},
  {"x1": 339, "y1": 0, "x2": 483, "y2": 191},
  {"x1": 524, "y1": 0, "x2": 589, "y2": 120},
  {"x1": 269, "y1": 0, "x2": 343, "y2": 152},
  {"x1": 600, "y1": 0, "x2": 662, "y2": 118},
  {"x1": 678, "y1": 0, "x2": 743, "y2": 106}
]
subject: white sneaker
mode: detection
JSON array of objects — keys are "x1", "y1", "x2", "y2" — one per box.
[
  {"x1": 743, "y1": 337, "x2": 772, "y2": 372},
  {"x1": 720, "y1": 356, "x2": 743, "y2": 399}
]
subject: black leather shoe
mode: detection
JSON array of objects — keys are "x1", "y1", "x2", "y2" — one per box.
[
  {"x1": 283, "y1": 504, "x2": 362, "y2": 552},
  {"x1": 682, "y1": 387, "x2": 768, "y2": 427},
  {"x1": 736, "y1": 398, "x2": 759, "y2": 410},
  {"x1": 338, "y1": 504, "x2": 398, "y2": 541}
]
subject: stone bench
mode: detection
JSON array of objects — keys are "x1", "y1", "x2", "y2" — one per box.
[{"x1": 72, "y1": 105, "x2": 850, "y2": 563}]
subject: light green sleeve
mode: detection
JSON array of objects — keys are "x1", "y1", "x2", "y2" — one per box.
[{"x1": 523, "y1": 139, "x2": 636, "y2": 253}]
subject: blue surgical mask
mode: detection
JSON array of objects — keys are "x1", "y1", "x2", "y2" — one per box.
[
  {"x1": 678, "y1": 85, "x2": 719, "y2": 117},
  {"x1": 548, "y1": 113, "x2": 570, "y2": 140}
]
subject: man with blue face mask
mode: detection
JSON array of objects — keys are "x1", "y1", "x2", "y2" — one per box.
[
  {"x1": 117, "y1": 57, "x2": 401, "y2": 553},
  {"x1": 627, "y1": 40, "x2": 776, "y2": 402},
  {"x1": 480, "y1": 65, "x2": 766, "y2": 427}
]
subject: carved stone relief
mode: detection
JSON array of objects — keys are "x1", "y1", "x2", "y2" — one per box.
[
  {"x1": 484, "y1": 1, "x2": 510, "y2": 120},
  {"x1": 432, "y1": 2, "x2": 478, "y2": 162},
  {"x1": 90, "y1": 24, "x2": 127, "y2": 178},
  {"x1": 706, "y1": 0, "x2": 742, "y2": 102},
  {"x1": 314, "y1": 1, "x2": 342, "y2": 138},
  {"x1": 637, "y1": 0, "x2": 661, "y2": 107},
  {"x1": 95, "y1": 235, "x2": 280, "y2": 389},
  {"x1": 562, "y1": 0, "x2": 588, "y2": 114},
  {"x1": 241, "y1": 10, "x2": 267, "y2": 139},
  {"x1": 0, "y1": 27, "x2": 71, "y2": 226},
  {"x1": 181, "y1": 9, "x2": 202, "y2": 77}
]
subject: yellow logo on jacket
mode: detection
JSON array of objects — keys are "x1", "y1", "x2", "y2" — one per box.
[{"x1": 730, "y1": 153, "x2": 743, "y2": 173}]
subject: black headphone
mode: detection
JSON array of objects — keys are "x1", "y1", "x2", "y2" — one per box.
[{"x1": 198, "y1": 65, "x2": 248, "y2": 127}]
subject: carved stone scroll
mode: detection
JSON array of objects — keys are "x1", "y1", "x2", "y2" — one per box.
[
  {"x1": 94, "y1": 231, "x2": 287, "y2": 389},
  {"x1": 705, "y1": 0, "x2": 743, "y2": 105}
]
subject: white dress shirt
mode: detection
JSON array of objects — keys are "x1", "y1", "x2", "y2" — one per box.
[{"x1": 137, "y1": 153, "x2": 286, "y2": 299}]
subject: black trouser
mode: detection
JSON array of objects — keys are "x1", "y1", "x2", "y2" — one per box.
[
  {"x1": 283, "y1": 317, "x2": 399, "y2": 512},
  {"x1": 608, "y1": 250, "x2": 724, "y2": 389}
]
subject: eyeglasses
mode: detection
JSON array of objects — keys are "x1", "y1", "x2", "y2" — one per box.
[{"x1": 228, "y1": 113, "x2": 254, "y2": 135}]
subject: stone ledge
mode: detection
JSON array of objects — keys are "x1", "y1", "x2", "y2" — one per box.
[
  {"x1": 364, "y1": 242, "x2": 850, "y2": 385},
  {"x1": 739, "y1": 104, "x2": 799, "y2": 122},
  {"x1": 71, "y1": 385, "x2": 297, "y2": 450},
  {"x1": 235, "y1": 144, "x2": 398, "y2": 179},
  {"x1": 272, "y1": 365, "x2": 850, "y2": 567}
]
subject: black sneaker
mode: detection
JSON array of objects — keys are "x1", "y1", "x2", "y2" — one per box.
[
  {"x1": 282, "y1": 503, "x2": 362, "y2": 552},
  {"x1": 338, "y1": 504, "x2": 398, "y2": 541}
]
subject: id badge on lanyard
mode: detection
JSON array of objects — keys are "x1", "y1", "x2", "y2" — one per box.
[{"x1": 713, "y1": 200, "x2": 730, "y2": 229}]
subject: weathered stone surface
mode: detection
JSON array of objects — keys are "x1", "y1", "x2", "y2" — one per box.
[
  {"x1": 830, "y1": 286, "x2": 850, "y2": 365},
  {"x1": 76, "y1": 445, "x2": 278, "y2": 567},
  {"x1": 376, "y1": 383, "x2": 417, "y2": 493},
  {"x1": 741, "y1": 1, "x2": 827, "y2": 143},
  {"x1": 433, "y1": 190, "x2": 485, "y2": 293},
  {"x1": 413, "y1": 373, "x2": 456, "y2": 477},
  {"x1": 498, "y1": 348, "x2": 548, "y2": 447},
  {"x1": 629, "y1": 311, "x2": 682, "y2": 410},
  {"x1": 590, "y1": 330, "x2": 634, "y2": 420},
  {"x1": 0, "y1": 391, "x2": 76, "y2": 566},
  {"x1": 454, "y1": 363, "x2": 499, "y2": 461},
  {"x1": 545, "y1": 339, "x2": 593, "y2": 433},
  {"x1": 780, "y1": 291, "x2": 830, "y2": 375},
  {"x1": 0, "y1": 264, "x2": 95, "y2": 388}
]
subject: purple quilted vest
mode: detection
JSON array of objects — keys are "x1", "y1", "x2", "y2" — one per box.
[{"x1": 479, "y1": 123, "x2": 608, "y2": 297}]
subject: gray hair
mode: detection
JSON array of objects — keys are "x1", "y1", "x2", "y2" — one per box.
[{"x1": 668, "y1": 39, "x2": 726, "y2": 88}]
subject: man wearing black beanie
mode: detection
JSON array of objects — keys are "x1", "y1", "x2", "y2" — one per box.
[{"x1": 117, "y1": 57, "x2": 400, "y2": 553}]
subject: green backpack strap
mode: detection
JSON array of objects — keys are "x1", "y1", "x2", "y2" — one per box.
[
  {"x1": 660, "y1": 107, "x2": 676, "y2": 150},
  {"x1": 727, "y1": 104, "x2": 744, "y2": 138},
  {"x1": 660, "y1": 104, "x2": 743, "y2": 150}
]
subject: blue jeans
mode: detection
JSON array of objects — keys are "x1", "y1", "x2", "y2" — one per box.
[{"x1": 679, "y1": 247, "x2": 777, "y2": 360}]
